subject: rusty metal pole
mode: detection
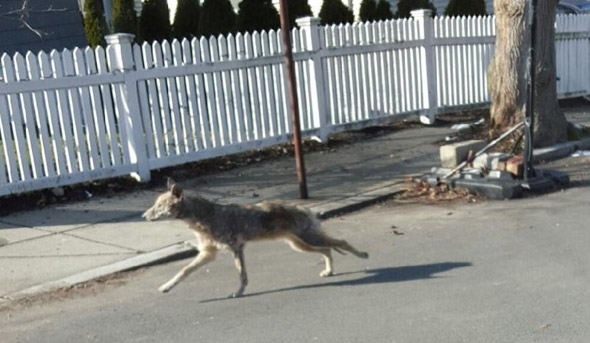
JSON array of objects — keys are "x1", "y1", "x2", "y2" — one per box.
[{"x1": 278, "y1": 0, "x2": 309, "y2": 199}]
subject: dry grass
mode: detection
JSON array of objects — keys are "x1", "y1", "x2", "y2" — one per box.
[{"x1": 395, "y1": 179, "x2": 485, "y2": 204}]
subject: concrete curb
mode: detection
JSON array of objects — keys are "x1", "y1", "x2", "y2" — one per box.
[
  {"x1": 0, "y1": 184, "x2": 406, "y2": 303},
  {"x1": 533, "y1": 138, "x2": 590, "y2": 163},
  {"x1": 1, "y1": 243, "x2": 197, "y2": 303},
  {"x1": 315, "y1": 183, "x2": 406, "y2": 219}
]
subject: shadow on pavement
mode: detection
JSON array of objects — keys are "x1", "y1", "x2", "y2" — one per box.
[{"x1": 200, "y1": 261, "x2": 472, "y2": 303}]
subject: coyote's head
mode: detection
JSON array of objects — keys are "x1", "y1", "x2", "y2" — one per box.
[{"x1": 142, "y1": 178, "x2": 183, "y2": 221}]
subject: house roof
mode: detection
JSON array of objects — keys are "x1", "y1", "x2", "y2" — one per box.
[{"x1": 0, "y1": 0, "x2": 88, "y2": 56}]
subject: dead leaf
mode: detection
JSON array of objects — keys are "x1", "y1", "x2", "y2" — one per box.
[{"x1": 539, "y1": 323, "x2": 551, "y2": 330}]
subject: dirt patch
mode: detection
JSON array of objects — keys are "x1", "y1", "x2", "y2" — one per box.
[
  {"x1": 0, "y1": 269, "x2": 144, "y2": 312},
  {"x1": 393, "y1": 179, "x2": 485, "y2": 204},
  {"x1": 436, "y1": 108, "x2": 526, "y2": 155}
]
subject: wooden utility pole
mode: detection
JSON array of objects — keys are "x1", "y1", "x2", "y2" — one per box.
[{"x1": 278, "y1": 0, "x2": 309, "y2": 199}]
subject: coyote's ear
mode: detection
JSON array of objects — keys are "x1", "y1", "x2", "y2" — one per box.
[
  {"x1": 167, "y1": 177, "x2": 176, "y2": 191},
  {"x1": 171, "y1": 184, "x2": 183, "y2": 198}
]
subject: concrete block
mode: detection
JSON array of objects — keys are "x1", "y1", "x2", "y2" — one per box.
[
  {"x1": 440, "y1": 140, "x2": 487, "y2": 168},
  {"x1": 451, "y1": 178, "x2": 523, "y2": 200},
  {"x1": 473, "y1": 152, "x2": 512, "y2": 171}
]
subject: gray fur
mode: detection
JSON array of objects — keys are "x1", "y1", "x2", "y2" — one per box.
[{"x1": 143, "y1": 180, "x2": 368, "y2": 297}]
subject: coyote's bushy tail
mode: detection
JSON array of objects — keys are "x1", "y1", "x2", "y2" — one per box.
[{"x1": 297, "y1": 230, "x2": 369, "y2": 259}]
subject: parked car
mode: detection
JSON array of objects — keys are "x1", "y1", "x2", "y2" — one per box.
[{"x1": 558, "y1": 0, "x2": 590, "y2": 14}]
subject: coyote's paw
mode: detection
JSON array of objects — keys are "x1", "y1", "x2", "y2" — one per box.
[
  {"x1": 183, "y1": 241, "x2": 199, "y2": 250},
  {"x1": 320, "y1": 270, "x2": 333, "y2": 277},
  {"x1": 158, "y1": 283, "x2": 173, "y2": 293}
]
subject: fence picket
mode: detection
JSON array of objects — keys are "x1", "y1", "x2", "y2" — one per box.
[
  {"x1": 0, "y1": 92, "x2": 10, "y2": 183},
  {"x1": 246, "y1": 33, "x2": 261, "y2": 138},
  {"x1": 14, "y1": 53, "x2": 44, "y2": 178},
  {"x1": 236, "y1": 33, "x2": 254, "y2": 141},
  {"x1": 200, "y1": 37, "x2": 221, "y2": 147},
  {"x1": 192, "y1": 38, "x2": 213, "y2": 149},
  {"x1": 133, "y1": 44, "x2": 157, "y2": 160},
  {"x1": 351, "y1": 24, "x2": 364, "y2": 119},
  {"x1": 162, "y1": 41, "x2": 184, "y2": 154},
  {"x1": 151, "y1": 42, "x2": 174, "y2": 155},
  {"x1": 96, "y1": 46, "x2": 122, "y2": 165},
  {"x1": 268, "y1": 30, "x2": 286, "y2": 135},
  {"x1": 3, "y1": 55, "x2": 32, "y2": 181},
  {"x1": 227, "y1": 35, "x2": 244, "y2": 142},
  {"x1": 62, "y1": 49, "x2": 91, "y2": 172},
  {"x1": 181, "y1": 38, "x2": 204, "y2": 150},
  {"x1": 219, "y1": 35, "x2": 238, "y2": 143},
  {"x1": 210, "y1": 36, "x2": 230, "y2": 145},
  {"x1": 73, "y1": 48, "x2": 101, "y2": 170},
  {"x1": 172, "y1": 39, "x2": 194, "y2": 152},
  {"x1": 0, "y1": 14, "x2": 588, "y2": 197},
  {"x1": 0, "y1": 56, "x2": 18, "y2": 182},
  {"x1": 49, "y1": 50, "x2": 78, "y2": 173},
  {"x1": 85, "y1": 47, "x2": 111, "y2": 168},
  {"x1": 25, "y1": 52, "x2": 55, "y2": 177}
]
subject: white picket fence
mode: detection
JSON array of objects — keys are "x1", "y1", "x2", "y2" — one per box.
[{"x1": 0, "y1": 11, "x2": 589, "y2": 196}]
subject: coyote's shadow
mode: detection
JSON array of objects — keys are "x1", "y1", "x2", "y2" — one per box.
[{"x1": 200, "y1": 261, "x2": 471, "y2": 303}]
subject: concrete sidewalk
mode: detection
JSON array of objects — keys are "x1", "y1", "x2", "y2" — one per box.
[
  {"x1": 0, "y1": 124, "x2": 455, "y2": 301},
  {"x1": 2, "y1": 101, "x2": 589, "y2": 302}
]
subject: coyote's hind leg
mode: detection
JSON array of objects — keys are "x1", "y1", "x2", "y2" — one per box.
[{"x1": 286, "y1": 237, "x2": 334, "y2": 277}]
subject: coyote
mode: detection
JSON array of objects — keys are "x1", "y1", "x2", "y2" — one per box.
[{"x1": 142, "y1": 179, "x2": 369, "y2": 297}]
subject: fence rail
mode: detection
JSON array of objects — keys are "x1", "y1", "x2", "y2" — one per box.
[{"x1": 0, "y1": 11, "x2": 589, "y2": 196}]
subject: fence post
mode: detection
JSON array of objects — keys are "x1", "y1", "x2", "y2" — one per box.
[
  {"x1": 412, "y1": 10, "x2": 438, "y2": 125},
  {"x1": 105, "y1": 33, "x2": 151, "y2": 182},
  {"x1": 297, "y1": 16, "x2": 329, "y2": 142}
]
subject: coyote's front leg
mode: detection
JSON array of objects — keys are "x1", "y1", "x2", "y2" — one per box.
[
  {"x1": 159, "y1": 247, "x2": 217, "y2": 293},
  {"x1": 230, "y1": 245, "x2": 248, "y2": 298}
]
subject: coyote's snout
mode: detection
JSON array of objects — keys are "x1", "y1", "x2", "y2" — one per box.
[{"x1": 143, "y1": 179, "x2": 369, "y2": 297}]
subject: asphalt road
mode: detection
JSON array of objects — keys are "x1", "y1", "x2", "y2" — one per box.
[{"x1": 2, "y1": 186, "x2": 590, "y2": 343}]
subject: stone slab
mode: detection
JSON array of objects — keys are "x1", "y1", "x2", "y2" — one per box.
[
  {"x1": 0, "y1": 233, "x2": 135, "y2": 257},
  {"x1": 68, "y1": 218, "x2": 193, "y2": 253},
  {"x1": 440, "y1": 140, "x2": 487, "y2": 168},
  {"x1": 472, "y1": 152, "x2": 512, "y2": 171},
  {"x1": 4, "y1": 242, "x2": 196, "y2": 300},
  {"x1": 0, "y1": 190, "x2": 161, "y2": 232},
  {"x1": 0, "y1": 225, "x2": 51, "y2": 246}
]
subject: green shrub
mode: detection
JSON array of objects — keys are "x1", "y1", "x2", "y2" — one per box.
[
  {"x1": 395, "y1": 0, "x2": 436, "y2": 19},
  {"x1": 374, "y1": 0, "x2": 393, "y2": 20},
  {"x1": 359, "y1": 0, "x2": 377, "y2": 22},
  {"x1": 139, "y1": 0, "x2": 172, "y2": 42},
  {"x1": 319, "y1": 0, "x2": 354, "y2": 25},
  {"x1": 288, "y1": 0, "x2": 313, "y2": 26},
  {"x1": 199, "y1": 0, "x2": 236, "y2": 37},
  {"x1": 83, "y1": 0, "x2": 108, "y2": 47},
  {"x1": 112, "y1": 0, "x2": 137, "y2": 34},
  {"x1": 236, "y1": 0, "x2": 280, "y2": 33},
  {"x1": 173, "y1": 0, "x2": 200, "y2": 39},
  {"x1": 444, "y1": 0, "x2": 486, "y2": 17}
]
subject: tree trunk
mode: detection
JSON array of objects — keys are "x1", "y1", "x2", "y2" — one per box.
[{"x1": 489, "y1": 0, "x2": 567, "y2": 148}]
